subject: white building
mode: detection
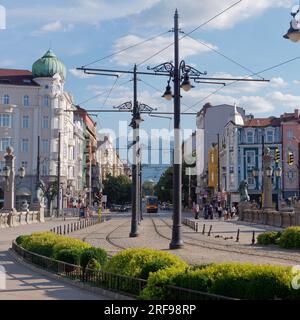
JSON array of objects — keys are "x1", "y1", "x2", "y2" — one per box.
[{"x1": 0, "y1": 50, "x2": 80, "y2": 210}]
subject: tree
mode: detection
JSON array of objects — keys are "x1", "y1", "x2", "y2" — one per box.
[
  {"x1": 102, "y1": 174, "x2": 131, "y2": 205},
  {"x1": 155, "y1": 163, "x2": 197, "y2": 207},
  {"x1": 39, "y1": 180, "x2": 58, "y2": 213}
]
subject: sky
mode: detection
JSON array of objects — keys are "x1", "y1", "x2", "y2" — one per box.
[{"x1": 1, "y1": 0, "x2": 300, "y2": 146}]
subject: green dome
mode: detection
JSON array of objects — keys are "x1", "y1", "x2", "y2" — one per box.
[{"x1": 32, "y1": 49, "x2": 66, "y2": 80}]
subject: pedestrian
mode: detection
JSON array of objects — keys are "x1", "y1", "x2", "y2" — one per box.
[
  {"x1": 79, "y1": 204, "x2": 85, "y2": 219},
  {"x1": 230, "y1": 205, "x2": 236, "y2": 219},
  {"x1": 223, "y1": 207, "x2": 229, "y2": 220},
  {"x1": 208, "y1": 203, "x2": 214, "y2": 220},
  {"x1": 217, "y1": 204, "x2": 223, "y2": 219},
  {"x1": 203, "y1": 204, "x2": 208, "y2": 219},
  {"x1": 194, "y1": 203, "x2": 200, "y2": 219}
]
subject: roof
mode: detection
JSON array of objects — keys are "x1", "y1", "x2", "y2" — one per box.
[
  {"x1": 0, "y1": 69, "x2": 40, "y2": 87},
  {"x1": 244, "y1": 117, "x2": 280, "y2": 127}
]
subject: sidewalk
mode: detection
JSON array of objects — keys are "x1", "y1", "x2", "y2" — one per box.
[{"x1": 0, "y1": 218, "x2": 108, "y2": 300}]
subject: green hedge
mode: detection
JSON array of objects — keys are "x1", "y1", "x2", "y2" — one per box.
[
  {"x1": 16, "y1": 232, "x2": 106, "y2": 270},
  {"x1": 257, "y1": 232, "x2": 281, "y2": 245},
  {"x1": 279, "y1": 227, "x2": 300, "y2": 249},
  {"x1": 80, "y1": 247, "x2": 108, "y2": 270},
  {"x1": 103, "y1": 248, "x2": 188, "y2": 279},
  {"x1": 141, "y1": 263, "x2": 300, "y2": 300}
]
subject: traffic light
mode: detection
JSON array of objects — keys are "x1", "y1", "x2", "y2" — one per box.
[
  {"x1": 288, "y1": 152, "x2": 294, "y2": 166},
  {"x1": 275, "y1": 148, "x2": 280, "y2": 163}
]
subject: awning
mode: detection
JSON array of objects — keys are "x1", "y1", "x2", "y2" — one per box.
[{"x1": 16, "y1": 187, "x2": 32, "y2": 196}]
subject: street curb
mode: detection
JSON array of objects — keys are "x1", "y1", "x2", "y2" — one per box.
[{"x1": 8, "y1": 248, "x2": 135, "y2": 301}]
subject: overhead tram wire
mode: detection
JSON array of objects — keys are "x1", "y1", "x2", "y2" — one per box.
[
  {"x1": 184, "y1": 33, "x2": 264, "y2": 80},
  {"x1": 82, "y1": 31, "x2": 170, "y2": 68},
  {"x1": 183, "y1": 54, "x2": 300, "y2": 113},
  {"x1": 76, "y1": 1, "x2": 244, "y2": 113}
]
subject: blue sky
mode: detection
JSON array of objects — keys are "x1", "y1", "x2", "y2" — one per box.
[{"x1": 1, "y1": 0, "x2": 300, "y2": 141}]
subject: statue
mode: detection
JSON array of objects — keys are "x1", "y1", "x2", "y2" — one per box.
[
  {"x1": 239, "y1": 180, "x2": 250, "y2": 202},
  {"x1": 36, "y1": 180, "x2": 46, "y2": 206}
]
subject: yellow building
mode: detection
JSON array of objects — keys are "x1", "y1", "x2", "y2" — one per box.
[{"x1": 208, "y1": 145, "x2": 218, "y2": 189}]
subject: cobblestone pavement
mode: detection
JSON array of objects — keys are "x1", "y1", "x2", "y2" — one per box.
[
  {"x1": 0, "y1": 218, "x2": 108, "y2": 300},
  {"x1": 71, "y1": 212, "x2": 300, "y2": 267}
]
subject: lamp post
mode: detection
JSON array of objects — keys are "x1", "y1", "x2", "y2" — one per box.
[
  {"x1": 2, "y1": 147, "x2": 26, "y2": 226},
  {"x1": 77, "y1": 10, "x2": 268, "y2": 248},
  {"x1": 274, "y1": 166, "x2": 282, "y2": 210}
]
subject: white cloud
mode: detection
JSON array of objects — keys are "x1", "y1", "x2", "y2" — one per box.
[
  {"x1": 135, "y1": 0, "x2": 293, "y2": 29},
  {"x1": 32, "y1": 20, "x2": 74, "y2": 35},
  {"x1": 267, "y1": 91, "x2": 300, "y2": 107},
  {"x1": 112, "y1": 34, "x2": 218, "y2": 66},
  {"x1": 270, "y1": 77, "x2": 288, "y2": 88},
  {"x1": 69, "y1": 68, "x2": 96, "y2": 79},
  {"x1": 238, "y1": 96, "x2": 275, "y2": 114}
]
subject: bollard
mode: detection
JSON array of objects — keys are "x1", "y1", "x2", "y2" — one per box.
[
  {"x1": 56, "y1": 226, "x2": 59, "y2": 234},
  {"x1": 59, "y1": 226, "x2": 62, "y2": 235},
  {"x1": 252, "y1": 231, "x2": 256, "y2": 245},
  {"x1": 63, "y1": 225, "x2": 66, "y2": 235},
  {"x1": 67, "y1": 224, "x2": 70, "y2": 234},
  {"x1": 78, "y1": 221, "x2": 80, "y2": 229},
  {"x1": 236, "y1": 229, "x2": 240, "y2": 242},
  {"x1": 208, "y1": 225, "x2": 212, "y2": 236},
  {"x1": 202, "y1": 224, "x2": 206, "y2": 235},
  {"x1": 195, "y1": 222, "x2": 199, "y2": 233},
  {"x1": 71, "y1": 223, "x2": 73, "y2": 232}
]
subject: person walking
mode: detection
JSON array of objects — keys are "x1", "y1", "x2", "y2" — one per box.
[
  {"x1": 208, "y1": 203, "x2": 214, "y2": 220},
  {"x1": 217, "y1": 204, "x2": 223, "y2": 219},
  {"x1": 194, "y1": 203, "x2": 200, "y2": 219},
  {"x1": 223, "y1": 207, "x2": 229, "y2": 220},
  {"x1": 230, "y1": 205, "x2": 237, "y2": 219}
]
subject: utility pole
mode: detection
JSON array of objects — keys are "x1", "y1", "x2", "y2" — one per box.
[
  {"x1": 170, "y1": 9, "x2": 183, "y2": 249},
  {"x1": 57, "y1": 132, "x2": 61, "y2": 218},
  {"x1": 217, "y1": 133, "x2": 221, "y2": 193},
  {"x1": 130, "y1": 64, "x2": 139, "y2": 237}
]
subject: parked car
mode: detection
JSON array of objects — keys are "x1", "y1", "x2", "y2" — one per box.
[{"x1": 109, "y1": 204, "x2": 122, "y2": 212}]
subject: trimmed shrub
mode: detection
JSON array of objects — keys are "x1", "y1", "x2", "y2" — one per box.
[
  {"x1": 104, "y1": 248, "x2": 188, "y2": 280},
  {"x1": 52, "y1": 238, "x2": 91, "y2": 259},
  {"x1": 257, "y1": 232, "x2": 281, "y2": 245},
  {"x1": 16, "y1": 235, "x2": 30, "y2": 246},
  {"x1": 279, "y1": 227, "x2": 300, "y2": 249},
  {"x1": 141, "y1": 263, "x2": 298, "y2": 300},
  {"x1": 54, "y1": 248, "x2": 83, "y2": 265},
  {"x1": 80, "y1": 247, "x2": 108, "y2": 270}
]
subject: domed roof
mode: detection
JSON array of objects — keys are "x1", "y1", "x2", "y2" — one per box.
[
  {"x1": 32, "y1": 49, "x2": 66, "y2": 80},
  {"x1": 229, "y1": 105, "x2": 244, "y2": 126}
]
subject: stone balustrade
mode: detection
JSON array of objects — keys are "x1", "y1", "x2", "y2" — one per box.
[
  {"x1": 0, "y1": 210, "x2": 42, "y2": 229},
  {"x1": 238, "y1": 201, "x2": 300, "y2": 228}
]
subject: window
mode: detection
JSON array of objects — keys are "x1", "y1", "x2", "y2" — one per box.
[
  {"x1": 21, "y1": 161, "x2": 28, "y2": 169},
  {"x1": 247, "y1": 131, "x2": 254, "y2": 144},
  {"x1": 266, "y1": 130, "x2": 274, "y2": 143},
  {"x1": 3, "y1": 94, "x2": 10, "y2": 104},
  {"x1": 287, "y1": 130, "x2": 294, "y2": 141},
  {"x1": 247, "y1": 171, "x2": 255, "y2": 187},
  {"x1": 22, "y1": 116, "x2": 29, "y2": 129},
  {"x1": 21, "y1": 139, "x2": 29, "y2": 152},
  {"x1": 0, "y1": 114, "x2": 11, "y2": 128},
  {"x1": 23, "y1": 95, "x2": 29, "y2": 107},
  {"x1": 42, "y1": 116, "x2": 49, "y2": 129},
  {"x1": 246, "y1": 150, "x2": 256, "y2": 166},
  {"x1": 43, "y1": 95, "x2": 49, "y2": 107},
  {"x1": 0, "y1": 138, "x2": 12, "y2": 151},
  {"x1": 42, "y1": 139, "x2": 49, "y2": 153},
  {"x1": 42, "y1": 164, "x2": 48, "y2": 176}
]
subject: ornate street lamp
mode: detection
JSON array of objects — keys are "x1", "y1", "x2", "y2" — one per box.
[
  {"x1": 18, "y1": 167, "x2": 26, "y2": 179},
  {"x1": 162, "y1": 80, "x2": 173, "y2": 100},
  {"x1": 3, "y1": 166, "x2": 10, "y2": 178},
  {"x1": 275, "y1": 166, "x2": 282, "y2": 178}
]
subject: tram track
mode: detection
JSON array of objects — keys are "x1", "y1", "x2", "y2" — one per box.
[{"x1": 151, "y1": 217, "x2": 300, "y2": 264}]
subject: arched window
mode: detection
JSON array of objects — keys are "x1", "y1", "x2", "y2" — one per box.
[
  {"x1": 3, "y1": 94, "x2": 9, "y2": 104},
  {"x1": 43, "y1": 95, "x2": 49, "y2": 107},
  {"x1": 23, "y1": 95, "x2": 29, "y2": 107}
]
